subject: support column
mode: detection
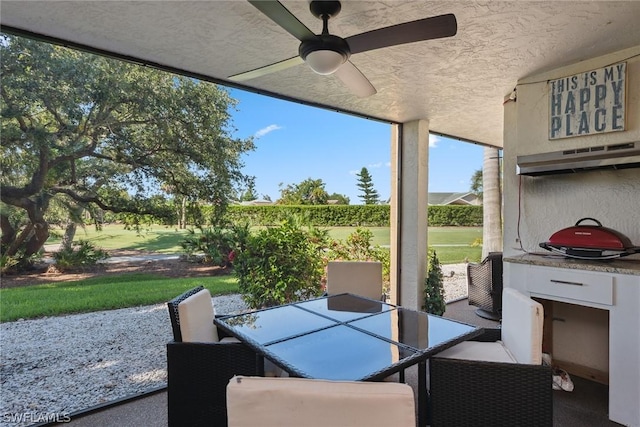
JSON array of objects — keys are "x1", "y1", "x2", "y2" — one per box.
[{"x1": 390, "y1": 120, "x2": 429, "y2": 310}]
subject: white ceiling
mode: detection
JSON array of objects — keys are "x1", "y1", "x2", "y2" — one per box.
[{"x1": 3, "y1": 1, "x2": 640, "y2": 148}]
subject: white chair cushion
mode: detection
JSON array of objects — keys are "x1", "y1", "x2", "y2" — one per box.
[
  {"x1": 501, "y1": 288, "x2": 544, "y2": 364},
  {"x1": 326, "y1": 261, "x2": 383, "y2": 300},
  {"x1": 435, "y1": 288, "x2": 543, "y2": 365},
  {"x1": 435, "y1": 341, "x2": 517, "y2": 364},
  {"x1": 227, "y1": 375, "x2": 416, "y2": 427},
  {"x1": 177, "y1": 289, "x2": 219, "y2": 343}
]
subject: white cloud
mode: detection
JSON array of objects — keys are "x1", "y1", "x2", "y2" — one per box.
[
  {"x1": 367, "y1": 162, "x2": 383, "y2": 169},
  {"x1": 429, "y1": 134, "x2": 440, "y2": 147},
  {"x1": 254, "y1": 124, "x2": 283, "y2": 138},
  {"x1": 348, "y1": 169, "x2": 359, "y2": 176},
  {"x1": 386, "y1": 162, "x2": 391, "y2": 167}
]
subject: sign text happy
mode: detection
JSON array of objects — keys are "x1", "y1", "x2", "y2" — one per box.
[{"x1": 549, "y1": 62, "x2": 626, "y2": 139}]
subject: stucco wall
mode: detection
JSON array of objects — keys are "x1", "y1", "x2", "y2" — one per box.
[
  {"x1": 502, "y1": 46, "x2": 640, "y2": 377},
  {"x1": 503, "y1": 45, "x2": 640, "y2": 258}
]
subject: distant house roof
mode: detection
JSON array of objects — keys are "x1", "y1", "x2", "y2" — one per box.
[
  {"x1": 238, "y1": 199, "x2": 274, "y2": 206},
  {"x1": 428, "y1": 192, "x2": 481, "y2": 206}
]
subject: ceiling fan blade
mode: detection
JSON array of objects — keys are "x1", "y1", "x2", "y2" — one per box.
[
  {"x1": 248, "y1": 0, "x2": 315, "y2": 41},
  {"x1": 229, "y1": 56, "x2": 304, "y2": 81},
  {"x1": 346, "y1": 13, "x2": 457, "y2": 55},
  {"x1": 333, "y1": 61, "x2": 377, "y2": 98}
]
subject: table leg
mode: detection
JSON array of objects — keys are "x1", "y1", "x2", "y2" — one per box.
[
  {"x1": 418, "y1": 361, "x2": 426, "y2": 427},
  {"x1": 257, "y1": 355, "x2": 265, "y2": 376}
]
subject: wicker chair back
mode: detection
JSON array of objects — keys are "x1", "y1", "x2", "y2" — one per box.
[{"x1": 167, "y1": 285, "x2": 205, "y2": 342}]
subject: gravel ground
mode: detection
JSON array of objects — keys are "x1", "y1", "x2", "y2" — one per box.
[{"x1": 0, "y1": 267, "x2": 467, "y2": 427}]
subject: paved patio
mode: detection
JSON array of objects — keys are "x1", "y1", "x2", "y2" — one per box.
[{"x1": 50, "y1": 298, "x2": 618, "y2": 427}]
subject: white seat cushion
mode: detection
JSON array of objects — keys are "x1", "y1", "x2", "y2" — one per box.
[
  {"x1": 177, "y1": 289, "x2": 219, "y2": 342},
  {"x1": 435, "y1": 288, "x2": 543, "y2": 365},
  {"x1": 435, "y1": 341, "x2": 517, "y2": 364},
  {"x1": 227, "y1": 376, "x2": 416, "y2": 427}
]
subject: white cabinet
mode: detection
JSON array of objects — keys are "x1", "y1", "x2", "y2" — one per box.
[
  {"x1": 525, "y1": 266, "x2": 614, "y2": 305},
  {"x1": 505, "y1": 259, "x2": 640, "y2": 427}
]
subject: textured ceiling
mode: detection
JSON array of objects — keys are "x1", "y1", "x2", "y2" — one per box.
[{"x1": 3, "y1": 1, "x2": 640, "y2": 148}]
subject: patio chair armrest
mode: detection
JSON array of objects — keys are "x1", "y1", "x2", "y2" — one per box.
[
  {"x1": 429, "y1": 357, "x2": 552, "y2": 427},
  {"x1": 167, "y1": 341, "x2": 261, "y2": 427},
  {"x1": 214, "y1": 315, "x2": 237, "y2": 340},
  {"x1": 471, "y1": 327, "x2": 502, "y2": 342}
]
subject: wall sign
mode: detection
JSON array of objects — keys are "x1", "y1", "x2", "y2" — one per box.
[{"x1": 549, "y1": 62, "x2": 626, "y2": 140}]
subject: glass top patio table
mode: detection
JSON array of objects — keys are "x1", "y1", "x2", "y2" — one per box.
[{"x1": 214, "y1": 293, "x2": 481, "y2": 381}]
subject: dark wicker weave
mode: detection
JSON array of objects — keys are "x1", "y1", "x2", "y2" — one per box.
[
  {"x1": 166, "y1": 287, "x2": 261, "y2": 427},
  {"x1": 467, "y1": 251, "x2": 503, "y2": 320},
  {"x1": 167, "y1": 342, "x2": 259, "y2": 427},
  {"x1": 167, "y1": 285, "x2": 205, "y2": 342},
  {"x1": 429, "y1": 329, "x2": 553, "y2": 427}
]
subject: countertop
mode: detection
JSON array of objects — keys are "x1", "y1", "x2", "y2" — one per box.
[{"x1": 504, "y1": 253, "x2": 640, "y2": 276}]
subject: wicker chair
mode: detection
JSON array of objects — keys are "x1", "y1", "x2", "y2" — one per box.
[
  {"x1": 429, "y1": 288, "x2": 553, "y2": 427},
  {"x1": 467, "y1": 251, "x2": 503, "y2": 320},
  {"x1": 166, "y1": 286, "x2": 260, "y2": 427}
]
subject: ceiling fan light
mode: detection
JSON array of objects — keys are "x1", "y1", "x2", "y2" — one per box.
[
  {"x1": 300, "y1": 34, "x2": 351, "y2": 75},
  {"x1": 305, "y1": 49, "x2": 347, "y2": 75}
]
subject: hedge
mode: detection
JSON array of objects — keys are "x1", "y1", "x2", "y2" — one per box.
[{"x1": 218, "y1": 204, "x2": 482, "y2": 227}]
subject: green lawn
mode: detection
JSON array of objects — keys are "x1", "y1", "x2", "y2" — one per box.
[
  {"x1": 0, "y1": 274, "x2": 239, "y2": 323},
  {"x1": 46, "y1": 224, "x2": 482, "y2": 264},
  {"x1": 325, "y1": 226, "x2": 482, "y2": 264},
  {"x1": 5, "y1": 224, "x2": 482, "y2": 322},
  {"x1": 47, "y1": 224, "x2": 191, "y2": 253}
]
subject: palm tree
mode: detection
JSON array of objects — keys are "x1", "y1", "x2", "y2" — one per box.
[{"x1": 482, "y1": 147, "x2": 503, "y2": 257}]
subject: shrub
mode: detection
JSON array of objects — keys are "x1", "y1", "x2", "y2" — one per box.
[
  {"x1": 179, "y1": 223, "x2": 251, "y2": 267},
  {"x1": 222, "y1": 204, "x2": 482, "y2": 227},
  {"x1": 1, "y1": 254, "x2": 20, "y2": 275},
  {"x1": 234, "y1": 219, "x2": 324, "y2": 309},
  {"x1": 423, "y1": 249, "x2": 446, "y2": 315},
  {"x1": 53, "y1": 240, "x2": 109, "y2": 271},
  {"x1": 326, "y1": 227, "x2": 391, "y2": 294}
]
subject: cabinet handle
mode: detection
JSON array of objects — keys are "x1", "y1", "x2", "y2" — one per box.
[{"x1": 550, "y1": 279, "x2": 584, "y2": 286}]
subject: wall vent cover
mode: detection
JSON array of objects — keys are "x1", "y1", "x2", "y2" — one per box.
[{"x1": 516, "y1": 142, "x2": 640, "y2": 176}]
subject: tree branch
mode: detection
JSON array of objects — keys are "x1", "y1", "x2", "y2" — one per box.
[{"x1": 51, "y1": 187, "x2": 159, "y2": 216}]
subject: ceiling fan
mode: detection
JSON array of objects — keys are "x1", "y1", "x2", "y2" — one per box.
[{"x1": 229, "y1": 0, "x2": 457, "y2": 98}]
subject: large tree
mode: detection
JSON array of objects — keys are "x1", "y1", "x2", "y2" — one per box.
[
  {"x1": 356, "y1": 167, "x2": 380, "y2": 205},
  {"x1": 277, "y1": 178, "x2": 329, "y2": 205},
  {"x1": 328, "y1": 193, "x2": 350, "y2": 205},
  {"x1": 0, "y1": 35, "x2": 254, "y2": 265}
]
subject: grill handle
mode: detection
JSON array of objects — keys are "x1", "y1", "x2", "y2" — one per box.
[{"x1": 575, "y1": 217, "x2": 603, "y2": 227}]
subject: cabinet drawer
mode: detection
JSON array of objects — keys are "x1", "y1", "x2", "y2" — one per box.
[{"x1": 526, "y1": 267, "x2": 613, "y2": 305}]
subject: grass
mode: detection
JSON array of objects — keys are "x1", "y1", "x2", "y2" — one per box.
[
  {"x1": 46, "y1": 224, "x2": 482, "y2": 264},
  {"x1": 325, "y1": 226, "x2": 481, "y2": 264},
  {"x1": 6, "y1": 223, "x2": 481, "y2": 321},
  {"x1": 47, "y1": 224, "x2": 190, "y2": 253},
  {"x1": 0, "y1": 274, "x2": 239, "y2": 323}
]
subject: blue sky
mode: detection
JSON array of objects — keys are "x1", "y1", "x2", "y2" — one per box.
[{"x1": 229, "y1": 88, "x2": 484, "y2": 204}]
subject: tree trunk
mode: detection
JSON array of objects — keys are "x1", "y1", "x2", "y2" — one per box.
[
  {"x1": 61, "y1": 221, "x2": 78, "y2": 250},
  {"x1": 1, "y1": 214, "x2": 17, "y2": 249},
  {"x1": 482, "y1": 147, "x2": 503, "y2": 258},
  {"x1": 24, "y1": 219, "x2": 49, "y2": 257},
  {"x1": 180, "y1": 197, "x2": 187, "y2": 229}
]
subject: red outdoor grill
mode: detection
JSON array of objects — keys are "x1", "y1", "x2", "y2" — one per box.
[{"x1": 539, "y1": 218, "x2": 640, "y2": 260}]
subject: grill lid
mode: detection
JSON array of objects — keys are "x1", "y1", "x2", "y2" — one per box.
[{"x1": 539, "y1": 218, "x2": 640, "y2": 260}]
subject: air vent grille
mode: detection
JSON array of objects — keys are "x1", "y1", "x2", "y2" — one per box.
[{"x1": 517, "y1": 142, "x2": 640, "y2": 176}]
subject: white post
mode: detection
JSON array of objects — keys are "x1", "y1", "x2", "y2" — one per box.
[{"x1": 390, "y1": 120, "x2": 429, "y2": 310}]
